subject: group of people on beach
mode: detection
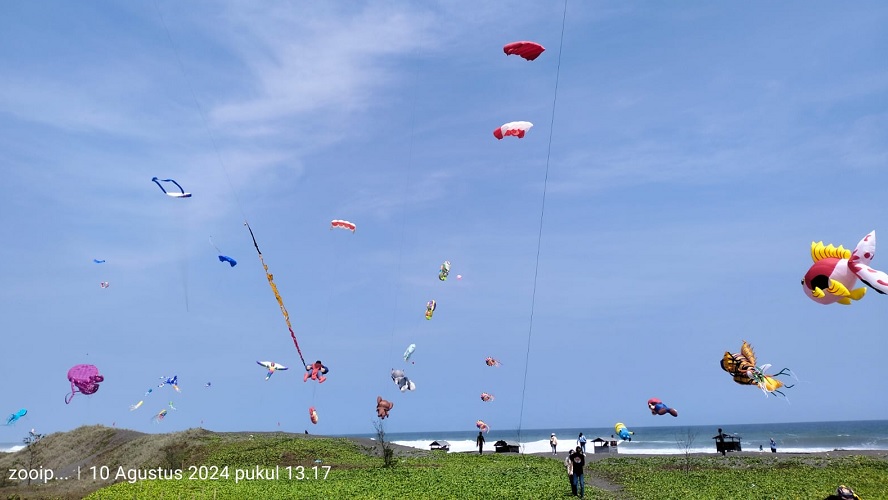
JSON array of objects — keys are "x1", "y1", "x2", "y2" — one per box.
[
  {"x1": 548, "y1": 432, "x2": 586, "y2": 455},
  {"x1": 482, "y1": 430, "x2": 860, "y2": 499},
  {"x1": 547, "y1": 433, "x2": 588, "y2": 498}
]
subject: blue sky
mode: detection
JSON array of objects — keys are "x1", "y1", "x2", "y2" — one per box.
[{"x1": 2, "y1": 1, "x2": 887, "y2": 438}]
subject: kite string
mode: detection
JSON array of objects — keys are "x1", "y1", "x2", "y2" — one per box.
[
  {"x1": 153, "y1": 0, "x2": 247, "y2": 221},
  {"x1": 156, "y1": 2, "x2": 310, "y2": 368},
  {"x1": 209, "y1": 235, "x2": 223, "y2": 254},
  {"x1": 516, "y1": 0, "x2": 568, "y2": 448},
  {"x1": 386, "y1": 46, "x2": 420, "y2": 366}
]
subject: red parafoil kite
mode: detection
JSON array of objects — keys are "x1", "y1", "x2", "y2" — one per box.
[
  {"x1": 65, "y1": 364, "x2": 104, "y2": 404},
  {"x1": 331, "y1": 220, "x2": 356, "y2": 232},
  {"x1": 493, "y1": 121, "x2": 533, "y2": 140},
  {"x1": 503, "y1": 41, "x2": 545, "y2": 61}
]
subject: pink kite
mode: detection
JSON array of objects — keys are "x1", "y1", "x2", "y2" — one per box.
[
  {"x1": 331, "y1": 220, "x2": 356, "y2": 232},
  {"x1": 503, "y1": 41, "x2": 546, "y2": 61},
  {"x1": 65, "y1": 364, "x2": 104, "y2": 404}
]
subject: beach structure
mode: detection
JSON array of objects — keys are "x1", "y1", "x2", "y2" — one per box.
[
  {"x1": 429, "y1": 440, "x2": 451, "y2": 452},
  {"x1": 712, "y1": 430, "x2": 742, "y2": 454},
  {"x1": 493, "y1": 440, "x2": 520, "y2": 453},
  {"x1": 592, "y1": 437, "x2": 618, "y2": 454}
]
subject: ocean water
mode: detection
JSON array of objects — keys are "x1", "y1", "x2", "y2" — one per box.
[
  {"x1": 4, "y1": 420, "x2": 886, "y2": 456},
  {"x1": 353, "y1": 420, "x2": 888, "y2": 455},
  {"x1": 0, "y1": 443, "x2": 25, "y2": 453}
]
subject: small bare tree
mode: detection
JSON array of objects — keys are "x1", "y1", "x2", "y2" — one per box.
[
  {"x1": 20, "y1": 430, "x2": 46, "y2": 486},
  {"x1": 674, "y1": 428, "x2": 697, "y2": 476},
  {"x1": 373, "y1": 419, "x2": 397, "y2": 468}
]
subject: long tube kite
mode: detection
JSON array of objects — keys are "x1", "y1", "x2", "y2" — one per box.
[
  {"x1": 245, "y1": 222, "x2": 308, "y2": 369},
  {"x1": 151, "y1": 177, "x2": 192, "y2": 198}
]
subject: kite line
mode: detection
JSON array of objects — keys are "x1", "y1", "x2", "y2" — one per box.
[
  {"x1": 155, "y1": 1, "x2": 314, "y2": 371},
  {"x1": 516, "y1": 0, "x2": 568, "y2": 447}
]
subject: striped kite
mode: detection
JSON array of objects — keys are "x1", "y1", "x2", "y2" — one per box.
[
  {"x1": 245, "y1": 222, "x2": 308, "y2": 370},
  {"x1": 331, "y1": 220, "x2": 356, "y2": 232}
]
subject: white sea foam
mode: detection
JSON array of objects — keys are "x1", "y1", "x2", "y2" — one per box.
[
  {"x1": 393, "y1": 438, "x2": 720, "y2": 455},
  {"x1": 0, "y1": 444, "x2": 25, "y2": 453}
]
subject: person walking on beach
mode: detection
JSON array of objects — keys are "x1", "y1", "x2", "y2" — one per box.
[
  {"x1": 550, "y1": 433, "x2": 558, "y2": 455},
  {"x1": 564, "y1": 449, "x2": 576, "y2": 495},
  {"x1": 577, "y1": 432, "x2": 587, "y2": 454},
  {"x1": 476, "y1": 431, "x2": 485, "y2": 455},
  {"x1": 770, "y1": 437, "x2": 777, "y2": 453},
  {"x1": 570, "y1": 446, "x2": 586, "y2": 498}
]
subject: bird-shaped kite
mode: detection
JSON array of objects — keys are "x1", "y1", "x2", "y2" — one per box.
[{"x1": 257, "y1": 361, "x2": 288, "y2": 380}]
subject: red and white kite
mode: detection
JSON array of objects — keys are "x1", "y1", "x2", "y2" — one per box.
[
  {"x1": 493, "y1": 121, "x2": 533, "y2": 140},
  {"x1": 331, "y1": 220, "x2": 356, "y2": 232}
]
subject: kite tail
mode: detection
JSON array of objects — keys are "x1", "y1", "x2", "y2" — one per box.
[
  {"x1": 245, "y1": 221, "x2": 309, "y2": 369},
  {"x1": 289, "y1": 326, "x2": 307, "y2": 372},
  {"x1": 65, "y1": 383, "x2": 78, "y2": 405},
  {"x1": 168, "y1": 179, "x2": 187, "y2": 195},
  {"x1": 773, "y1": 368, "x2": 796, "y2": 379},
  {"x1": 152, "y1": 177, "x2": 169, "y2": 195}
]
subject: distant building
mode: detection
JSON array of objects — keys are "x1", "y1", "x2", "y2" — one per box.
[
  {"x1": 592, "y1": 437, "x2": 618, "y2": 454},
  {"x1": 429, "y1": 440, "x2": 451, "y2": 452},
  {"x1": 712, "y1": 430, "x2": 742, "y2": 454},
  {"x1": 494, "y1": 440, "x2": 521, "y2": 453}
]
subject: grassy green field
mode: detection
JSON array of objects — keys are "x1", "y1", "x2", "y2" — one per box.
[{"x1": 2, "y1": 426, "x2": 886, "y2": 499}]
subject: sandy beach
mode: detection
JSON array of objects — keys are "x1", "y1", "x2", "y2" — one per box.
[{"x1": 532, "y1": 448, "x2": 888, "y2": 463}]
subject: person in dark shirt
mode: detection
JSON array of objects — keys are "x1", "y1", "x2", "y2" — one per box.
[
  {"x1": 476, "y1": 431, "x2": 485, "y2": 454},
  {"x1": 570, "y1": 446, "x2": 585, "y2": 498},
  {"x1": 715, "y1": 428, "x2": 726, "y2": 456}
]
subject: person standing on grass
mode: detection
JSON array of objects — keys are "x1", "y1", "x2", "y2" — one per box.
[
  {"x1": 564, "y1": 449, "x2": 576, "y2": 495},
  {"x1": 476, "y1": 431, "x2": 485, "y2": 455},
  {"x1": 770, "y1": 437, "x2": 777, "y2": 453},
  {"x1": 550, "y1": 433, "x2": 558, "y2": 455},
  {"x1": 570, "y1": 446, "x2": 585, "y2": 498}
]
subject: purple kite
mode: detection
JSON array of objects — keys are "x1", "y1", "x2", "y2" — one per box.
[{"x1": 65, "y1": 364, "x2": 104, "y2": 404}]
